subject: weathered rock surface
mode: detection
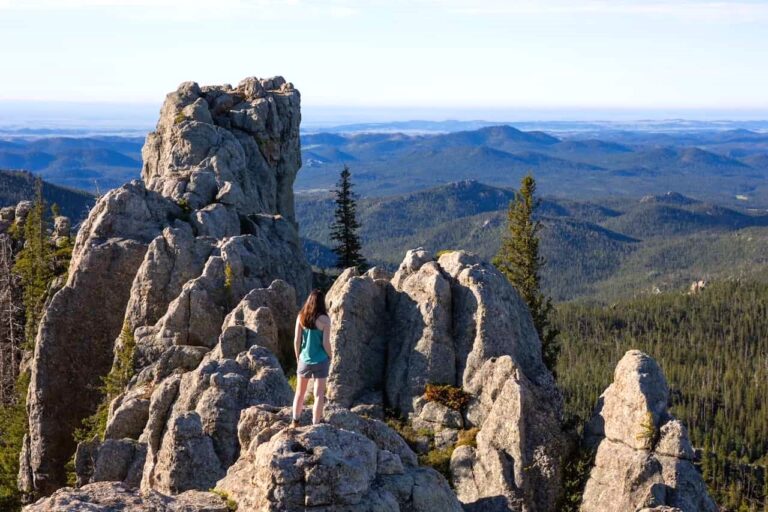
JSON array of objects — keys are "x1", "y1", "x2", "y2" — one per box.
[
  {"x1": 141, "y1": 77, "x2": 301, "y2": 221},
  {"x1": 326, "y1": 249, "x2": 566, "y2": 511},
  {"x1": 217, "y1": 405, "x2": 462, "y2": 512},
  {"x1": 24, "y1": 481, "x2": 229, "y2": 511},
  {"x1": 26, "y1": 182, "x2": 181, "y2": 496},
  {"x1": 580, "y1": 350, "x2": 717, "y2": 512},
  {"x1": 23, "y1": 76, "x2": 311, "y2": 498}
]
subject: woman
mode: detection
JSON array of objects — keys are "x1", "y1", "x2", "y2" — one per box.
[{"x1": 291, "y1": 289, "x2": 332, "y2": 427}]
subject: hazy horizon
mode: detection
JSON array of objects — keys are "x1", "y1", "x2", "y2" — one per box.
[
  {"x1": 2, "y1": 100, "x2": 768, "y2": 136},
  {"x1": 2, "y1": 0, "x2": 768, "y2": 112}
]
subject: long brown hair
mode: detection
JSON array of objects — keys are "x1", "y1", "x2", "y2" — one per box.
[{"x1": 298, "y1": 289, "x2": 327, "y2": 329}]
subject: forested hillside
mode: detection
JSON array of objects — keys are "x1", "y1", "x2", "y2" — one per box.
[
  {"x1": 296, "y1": 181, "x2": 768, "y2": 302},
  {"x1": 0, "y1": 170, "x2": 94, "y2": 222},
  {"x1": 554, "y1": 281, "x2": 768, "y2": 510}
]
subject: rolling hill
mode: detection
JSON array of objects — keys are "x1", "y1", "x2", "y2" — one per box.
[
  {"x1": 0, "y1": 169, "x2": 95, "y2": 221},
  {"x1": 0, "y1": 137, "x2": 143, "y2": 192},
  {"x1": 296, "y1": 181, "x2": 768, "y2": 302},
  {"x1": 294, "y1": 125, "x2": 768, "y2": 207}
]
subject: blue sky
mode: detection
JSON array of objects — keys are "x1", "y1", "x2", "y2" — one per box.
[{"x1": 1, "y1": 0, "x2": 767, "y2": 117}]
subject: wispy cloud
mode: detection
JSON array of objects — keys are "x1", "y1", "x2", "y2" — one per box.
[
  {"x1": 3, "y1": 0, "x2": 764, "y2": 23},
  {"x1": 441, "y1": 0, "x2": 768, "y2": 23},
  {"x1": 0, "y1": 0, "x2": 359, "y2": 18}
]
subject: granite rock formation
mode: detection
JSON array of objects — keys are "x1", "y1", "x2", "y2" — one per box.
[
  {"x1": 579, "y1": 350, "x2": 717, "y2": 512},
  {"x1": 21, "y1": 76, "x2": 311, "y2": 497},
  {"x1": 326, "y1": 249, "x2": 567, "y2": 511}
]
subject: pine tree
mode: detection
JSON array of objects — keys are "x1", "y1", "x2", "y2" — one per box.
[
  {"x1": 0, "y1": 235, "x2": 23, "y2": 405},
  {"x1": 13, "y1": 180, "x2": 54, "y2": 348},
  {"x1": 493, "y1": 174, "x2": 559, "y2": 371},
  {"x1": 330, "y1": 165, "x2": 367, "y2": 271}
]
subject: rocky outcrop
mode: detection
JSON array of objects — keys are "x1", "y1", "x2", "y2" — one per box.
[
  {"x1": 22, "y1": 76, "x2": 312, "y2": 498},
  {"x1": 580, "y1": 350, "x2": 717, "y2": 512},
  {"x1": 218, "y1": 405, "x2": 462, "y2": 511},
  {"x1": 325, "y1": 249, "x2": 566, "y2": 511},
  {"x1": 65, "y1": 270, "x2": 462, "y2": 511},
  {"x1": 24, "y1": 482, "x2": 230, "y2": 512}
]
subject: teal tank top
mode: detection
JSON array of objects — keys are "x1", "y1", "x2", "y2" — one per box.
[{"x1": 299, "y1": 327, "x2": 328, "y2": 364}]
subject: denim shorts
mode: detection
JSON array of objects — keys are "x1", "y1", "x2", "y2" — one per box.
[{"x1": 297, "y1": 358, "x2": 330, "y2": 379}]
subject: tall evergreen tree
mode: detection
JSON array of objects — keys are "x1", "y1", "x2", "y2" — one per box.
[
  {"x1": 493, "y1": 174, "x2": 559, "y2": 371},
  {"x1": 13, "y1": 179, "x2": 54, "y2": 348},
  {"x1": 330, "y1": 165, "x2": 367, "y2": 271}
]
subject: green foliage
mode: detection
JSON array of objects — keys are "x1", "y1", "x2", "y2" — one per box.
[
  {"x1": 554, "y1": 280, "x2": 768, "y2": 509},
  {"x1": 435, "y1": 249, "x2": 457, "y2": 258},
  {"x1": 424, "y1": 383, "x2": 471, "y2": 411},
  {"x1": 223, "y1": 261, "x2": 234, "y2": 309},
  {"x1": 209, "y1": 488, "x2": 238, "y2": 511},
  {"x1": 558, "y1": 445, "x2": 596, "y2": 512},
  {"x1": 636, "y1": 411, "x2": 658, "y2": 449},
  {"x1": 75, "y1": 321, "x2": 136, "y2": 442},
  {"x1": 13, "y1": 180, "x2": 55, "y2": 348},
  {"x1": 493, "y1": 174, "x2": 559, "y2": 372},
  {"x1": 419, "y1": 447, "x2": 453, "y2": 479},
  {"x1": 0, "y1": 372, "x2": 28, "y2": 511},
  {"x1": 330, "y1": 165, "x2": 367, "y2": 271},
  {"x1": 385, "y1": 417, "x2": 432, "y2": 452},
  {"x1": 174, "y1": 111, "x2": 187, "y2": 125}
]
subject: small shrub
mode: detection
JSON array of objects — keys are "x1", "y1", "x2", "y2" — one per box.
[
  {"x1": 385, "y1": 417, "x2": 433, "y2": 452},
  {"x1": 424, "y1": 383, "x2": 471, "y2": 411},
  {"x1": 435, "y1": 249, "x2": 456, "y2": 258},
  {"x1": 174, "y1": 111, "x2": 187, "y2": 125},
  {"x1": 419, "y1": 447, "x2": 453, "y2": 479},
  {"x1": 176, "y1": 197, "x2": 192, "y2": 214},
  {"x1": 558, "y1": 445, "x2": 596, "y2": 511},
  {"x1": 635, "y1": 411, "x2": 657, "y2": 449},
  {"x1": 455, "y1": 427, "x2": 480, "y2": 448},
  {"x1": 224, "y1": 261, "x2": 234, "y2": 291},
  {"x1": 209, "y1": 488, "x2": 238, "y2": 511}
]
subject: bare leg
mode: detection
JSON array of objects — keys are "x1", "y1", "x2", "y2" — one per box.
[
  {"x1": 313, "y1": 378, "x2": 327, "y2": 424},
  {"x1": 292, "y1": 376, "x2": 310, "y2": 424}
]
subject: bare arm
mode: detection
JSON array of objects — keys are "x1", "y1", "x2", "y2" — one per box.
[
  {"x1": 318, "y1": 315, "x2": 332, "y2": 359},
  {"x1": 294, "y1": 317, "x2": 302, "y2": 362}
]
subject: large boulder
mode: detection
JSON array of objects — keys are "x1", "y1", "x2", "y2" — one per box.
[
  {"x1": 325, "y1": 249, "x2": 566, "y2": 511},
  {"x1": 217, "y1": 405, "x2": 463, "y2": 512},
  {"x1": 23, "y1": 76, "x2": 311, "y2": 498},
  {"x1": 580, "y1": 350, "x2": 717, "y2": 512}
]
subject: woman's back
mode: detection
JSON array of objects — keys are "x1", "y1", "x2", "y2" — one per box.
[{"x1": 299, "y1": 321, "x2": 328, "y2": 364}]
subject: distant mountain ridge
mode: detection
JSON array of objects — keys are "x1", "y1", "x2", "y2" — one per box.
[
  {"x1": 0, "y1": 136, "x2": 143, "y2": 192},
  {"x1": 3, "y1": 124, "x2": 768, "y2": 206},
  {"x1": 296, "y1": 124, "x2": 768, "y2": 208}
]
